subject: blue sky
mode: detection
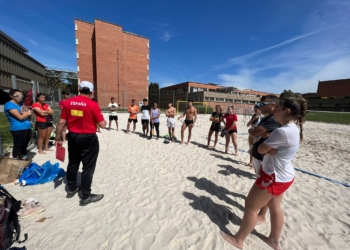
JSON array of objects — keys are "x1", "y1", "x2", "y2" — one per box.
[{"x1": 1, "y1": 0, "x2": 349, "y2": 94}]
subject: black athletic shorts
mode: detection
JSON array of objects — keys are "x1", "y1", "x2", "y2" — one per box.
[
  {"x1": 141, "y1": 119, "x2": 149, "y2": 126},
  {"x1": 109, "y1": 115, "x2": 118, "y2": 121},
  {"x1": 210, "y1": 123, "x2": 221, "y2": 132},
  {"x1": 185, "y1": 119, "x2": 194, "y2": 126},
  {"x1": 228, "y1": 129, "x2": 238, "y2": 134},
  {"x1": 128, "y1": 118, "x2": 138, "y2": 123},
  {"x1": 36, "y1": 122, "x2": 53, "y2": 130}
]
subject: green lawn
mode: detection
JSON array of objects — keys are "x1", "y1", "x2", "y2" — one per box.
[
  {"x1": 306, "y1": 111, "x2": 350, "y2": 124},
  {"x1": 0, "y1": 112, "x2": 12, "y2": 151}
]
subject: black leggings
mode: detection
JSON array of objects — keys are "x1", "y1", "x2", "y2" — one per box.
[
  {"x1": 10, "y1": 129, "x2": 32, "y2": 158},
  {"x1": 150, "y1": 122, "x2": 160, "y2": 138}
]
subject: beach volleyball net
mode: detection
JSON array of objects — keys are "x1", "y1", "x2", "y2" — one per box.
[{"x1": 176, "y1": 101, "x2": 209, "y2": 114}]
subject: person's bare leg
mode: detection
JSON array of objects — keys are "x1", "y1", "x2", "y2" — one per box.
[
  {"x1": 225, "y1": 133, "x2": 230, "y2": 153},
  {"x1": 207, "y1": 130, "x2": 214, "y2": 147},
  {"x1": 142, "y1": 122, "x2": 146, "y2": 135},
  {"x1": 171, "y1": 127, "x2": 175, "y2": 142},
  {"x1": 220, "y1": 185, "x2": 272, "y2": 249},
  {"x1": 126, "y1": 121, "x2": 131, "y2": 133},
  {"x1": 213, "y1": 131, "x2": 219, "y2": 149},
  {"x1": 180, "y1": 124, "x2": 187, "y2": 144},
  {"x1": 186, "y1": 125, "x2": 193, "y2": 145},
  {"x1": 37, "y1": 128, "x2": 46, "y2": 154},
  {"x1": 232, "y1": 132, "x2": 238, "y2": 156},
  {"x1": 133, "y1": 122, "x2": 136, "y2": 133},
  {"x1": 44, "y1": 127, "x2": 53, "y2": 151},
  {"x1": 168, "y1": 127, "x2": 171, "y2": 139},
  {"x1": 258, "y1": 194, "x2": 284, "y2": 250},
  {"x1": 257, "y1": 205, "x2": 268, "y2": 225},
  {"x1": 62, "y1": 126, "x2": 67, "y2": 143},
  {"x1": 248, "y1": 136, "x2": 254, "y2": 166},
  {"x1": 146, "y1": 123, "x2": 149, "y2": 135},
  {"x1": 115, "y1": 120, "x2": 119, "y2": 131},
  {"x1": 108, "y1": 120, "x2": 112, "y2": 130}
]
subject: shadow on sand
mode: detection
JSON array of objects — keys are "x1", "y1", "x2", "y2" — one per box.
[
  {"x1": 217, "y1": 164, "x2": 256, "y2": 180},
  {"x1": 187, "y1": 177, "x2": 246, "y2": 212}
]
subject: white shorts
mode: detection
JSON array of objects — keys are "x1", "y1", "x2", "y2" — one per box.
[
  {"x1": 252, "y1": 157, "x2": 262, "y2": 177},
  {"x1": 167, "y1": 118, "x2": 175, "y2": 128}
]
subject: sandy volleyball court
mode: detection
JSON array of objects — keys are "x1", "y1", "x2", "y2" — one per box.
[{"x1": 7, "y1": 113, "x2": 350, "y2": 250}]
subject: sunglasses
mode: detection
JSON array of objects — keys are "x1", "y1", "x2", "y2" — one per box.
[{"x1": 259, "y1": 102, "x2": 275, "y2": 107}]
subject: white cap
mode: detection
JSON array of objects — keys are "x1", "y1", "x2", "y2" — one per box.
[{"x1": 80, "y1": 81, "x2": 94, "y2": 92}]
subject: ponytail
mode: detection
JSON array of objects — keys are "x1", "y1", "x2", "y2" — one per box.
[
  {"x1": 295, "y1": 95, "x2": 307, "y2": 142},
  {"x1": 279, "y1": 95, "x2": 307, "y2": 142}
]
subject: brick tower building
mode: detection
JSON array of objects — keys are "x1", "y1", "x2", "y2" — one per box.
[{"x1": 74, "y1": 19, "x2": 150, "y2": 108}]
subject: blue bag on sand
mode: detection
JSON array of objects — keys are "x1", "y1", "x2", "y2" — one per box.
[
  {"x1": 18, "y1": 161, "x2": 65, "y2": 186},
  {"x1": 39, "y1": 161, "x2": 65, "y2": 184},
  {"x1": 19, "y1": 163, "x2": 44, "y2": 186}
]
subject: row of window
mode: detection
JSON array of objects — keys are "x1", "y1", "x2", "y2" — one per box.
[
  {"x1": 0, "y1": 41, "x2": 45, "y2": 74},
  {"x1": 0, "y1": 57, "x2": 42, "y2": 82},
  {"x1": 204, "y1": 96, "x2": 257, "y2": 104}
]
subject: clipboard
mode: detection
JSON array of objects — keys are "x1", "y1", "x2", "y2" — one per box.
[{"x1": 56, "y1": 144, "x2": 66, "y2": 162}]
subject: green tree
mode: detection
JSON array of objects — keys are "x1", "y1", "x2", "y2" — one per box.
[
  {"x1": 65, "y1": 79, "x2": 78, "y2": 95},
  {"x1": 148, "y1": 82, "x2": 159, "y2": 105},
  {"x1": 280, "y1": 89, "x2": 297, "y2": 99}
]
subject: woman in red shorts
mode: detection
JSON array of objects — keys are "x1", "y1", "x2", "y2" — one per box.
[
  {"x1": 221, "y1": 106, "x2": 238, "y2": 155},
  {"x1": 220, "y1": 96, "x2": 307, "y2": 250},
  {"x1": 32, "y1": 93, "x2": 55, "y2": 154}
]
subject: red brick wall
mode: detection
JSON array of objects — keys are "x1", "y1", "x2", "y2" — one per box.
[
  {"x1": 122, "y1": 31, "x2": 149, "y2": 107},
  {"x1": 75, "y1": 19, "x2": 149, "y2": 109},
  {"x1": 317, "y1": 79, "x2": 350, "y2": 98},
  {"x1": 75, "y1": 20, "x2": 95, "y2": 86}
]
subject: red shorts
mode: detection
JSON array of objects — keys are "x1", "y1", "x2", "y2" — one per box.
[{"x1": 255, "y1": 168, "x2": 294, "y2": 196}]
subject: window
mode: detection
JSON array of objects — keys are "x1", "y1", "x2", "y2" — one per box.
[
  {"x1": 77, "y1": 66, "x2": 79, "y2": 72},
  {"x1": 234, "y1": 99, "x2": 241, "y2": 103},
  {"x1": 210, "y1": 97, "x2": 214, "y2": 101},
  {"x1": 147, "y1": 54, "x2": 149, "y2": 59},
  {"x1": 242, "y1": 100, "x2": 249, "y2": 104},
  {"x1": 75, "y1": 39, "x2": 78, "y2": 45},
  {"x1": 205, "y1": 97, "x2": 210, "y2": 101},
  {"x1": 75, "y1": 24, "x2": 78, "y2": 31},
  {"x1": 147, "y1": 65, "x2": 149, "y2": 70},
  {"x1": 219, "y1": 98, "x2": 224, "y2": 102},
  {"x1": 76, "y1": 52, "x2": 79, "y2": 58},
  {"x1": 249, "y1": 101, "x2": 256, "y2": 104},
  {"x1": 147, "y1": 42, "x2": 150, "y2": 48},
  {"x1": 147, "y1": 75, "x2": 149, "y2": 81},
  {"x1": 227, "y1": 99, "x2": 233, "y2": 102}
]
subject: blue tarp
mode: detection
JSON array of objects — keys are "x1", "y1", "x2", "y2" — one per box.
[{"x1": 19, "y1": 161, "x2": 66, "y2": 186}]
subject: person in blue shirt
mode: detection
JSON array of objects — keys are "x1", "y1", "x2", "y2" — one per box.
[{"x1": 4, "y1": 89, "x2": 32, "y2": 159}]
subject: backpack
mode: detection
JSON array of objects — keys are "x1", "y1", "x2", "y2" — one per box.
[{"x1": 0, "y1": 187, "x2": 27, "y2": 250}]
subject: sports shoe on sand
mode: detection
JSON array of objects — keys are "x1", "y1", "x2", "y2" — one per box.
[
  {"x1": 18, "y1": 202, "x2": 45, "y2": 219},
  {"x1": 66, "y1": 187, "x2": 80, "y2": 198},
  {"x1": 79, "y1": 194, "x2": 104, "y2": 206}
]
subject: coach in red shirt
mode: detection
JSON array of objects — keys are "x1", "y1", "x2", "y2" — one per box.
[{"x1": 55, "y1": 81, "x2": 106, "y2": 206}]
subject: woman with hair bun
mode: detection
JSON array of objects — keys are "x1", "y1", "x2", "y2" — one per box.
[{"x1": 220, "y1": 96, "x2": 307, "y2": 250}]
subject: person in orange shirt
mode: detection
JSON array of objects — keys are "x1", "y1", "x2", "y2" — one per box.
[{"x1": 126, "y1": 99, "x2": 139, "y2": 134}]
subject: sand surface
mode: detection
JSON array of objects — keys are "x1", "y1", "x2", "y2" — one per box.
[{"x1": 7, "y1": 113, "x2": 350, "y2": 250}]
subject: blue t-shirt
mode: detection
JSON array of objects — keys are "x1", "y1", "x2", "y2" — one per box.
[{"x1": 4, "y1": 101, "x2": 31, "y2": 131}]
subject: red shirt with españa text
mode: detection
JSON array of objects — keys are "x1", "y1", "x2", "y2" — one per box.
[{"x1": 60, "y1": 96, "x2": 104, "y2": 134}]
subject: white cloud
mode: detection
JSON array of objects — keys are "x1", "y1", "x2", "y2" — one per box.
[
  {"x1": 29, "y1": 39, "x2": 38, "y2": 46},
  {"x1": 214, "y1": 0, "x2": 350, "y2": 94},
  {"x1": 159, "y1": 31, "x2": 174, "y2": 42}
]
